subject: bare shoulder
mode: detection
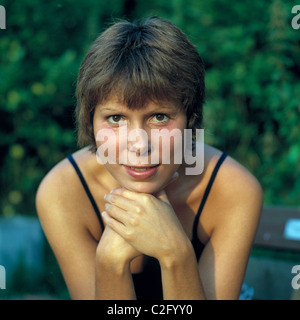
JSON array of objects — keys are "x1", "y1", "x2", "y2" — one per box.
[
  {"x1": 198, "y1": 145, "x2": 263, "y2": 233},
  {"x1": 218, "y1": 152, "x2": 263, "y2": 209},
  {"x1": 36, "y1": 154, "x2": 79, "y2": 219},
  {"x1": 35, "y1": 147, "x2": 97, "y2": 236},
  {"x1": 205, "y1": 145, "x2": 264, "y2": 229},
  {"x1": 35, "y1": 148, "x2": 102, "y2": 299},
  {"x1": 197, "y1": 146, "x2": 264, "y2": 299}
]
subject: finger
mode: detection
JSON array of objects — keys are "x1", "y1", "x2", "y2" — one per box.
[
  {"x1": 110, "y1": 188, "x2": 141, "y2": 201},
  {"x1": 102, "y1": 210, "x2": 127, "y2": 234},
  {"x1": 104, "y1": 202, "x2": 127, "y2": 224},
  {"x1": 104, "y1": 192, "x2": 135, "y2": 210}
]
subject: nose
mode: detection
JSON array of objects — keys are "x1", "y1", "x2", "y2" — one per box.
[{"x1": 128, "y1": 127, "x2": 151, "y2": 157}]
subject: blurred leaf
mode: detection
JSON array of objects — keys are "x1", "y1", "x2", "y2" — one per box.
[{"x1": 1, "y1": 0, "x2": 300, "y2": 218}]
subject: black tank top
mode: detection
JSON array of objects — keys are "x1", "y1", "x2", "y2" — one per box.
[{"x1": 67, "y1": 152, "x2": 227, "y2": 300}]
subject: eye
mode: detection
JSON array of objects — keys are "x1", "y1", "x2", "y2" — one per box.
[
  {"x1": 152, "y1": 113, "x2": 169, "y2": 123},
  {"x1": 107, "y1": 115, "x2": 125, "y2": 124}
]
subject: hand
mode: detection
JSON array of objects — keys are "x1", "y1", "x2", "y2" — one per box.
[
  {"x1": 102, "y1": 185, "x2": 189, "y2": 262},
  {"x1": 96, "y1": 224, "x2": 141, "y2": 265}
]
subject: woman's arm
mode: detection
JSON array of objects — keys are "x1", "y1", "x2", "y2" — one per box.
[
  {"x1": 102, "y1": 159, "x2": 263, "y2": 300},
  {"x1": 102, "y1": 188, "x2": 207, "y2": 299},
  {"x1": 197, "y1": 158, "x2": 263, "y2": 299},
  {"x1": 159, "y1": 238, "x2": 205, "y2": 300},
  {"x1": 36, "y1": 161, "x2": 140, "y2": 300},
  {"x1": 95, "y1": 225, "x2": 140, "y2": 300},
  {"x1": 36, "y1": 168, "x2": 99, "y2": 299}
]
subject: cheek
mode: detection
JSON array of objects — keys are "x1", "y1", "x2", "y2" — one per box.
[
  {"x1": 150, "y1": 123, "x2": 184, "y2": 164},
  {"x1": 94, "y1": 122, "x2": 118, "y2": 144},
  {"x1": 95, "y1": 125, "x2": 130, "y2": 165},
  {"x1": 94, "y1": 124, "x2": 120, "y2": 164},
  {"x1": 159, "y1": 128, "x2": 182, "y2": 150}
]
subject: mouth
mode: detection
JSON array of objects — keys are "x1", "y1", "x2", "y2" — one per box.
[
  {"x1": 123, "y1": 164, "x2": 160, "y2": 179},
  {"x1": 127, "y1": 165, "x2": 158, "y2": 171}
]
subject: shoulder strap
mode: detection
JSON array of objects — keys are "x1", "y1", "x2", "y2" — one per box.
[
  {"x1": 67, "y1": 154, "x2": 105, "y2": 231},
  {"x1": 192, "y1": 152, "x2": 227, "y2": 240}
]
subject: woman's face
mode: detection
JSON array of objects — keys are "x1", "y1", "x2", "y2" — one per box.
[{"x1": 93, "y1": 97, "x2": 187, "y2": 194}]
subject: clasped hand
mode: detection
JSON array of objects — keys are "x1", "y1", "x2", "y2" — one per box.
[{"x1": 101, "y1": 187, "x2": 187, "y2": 262}]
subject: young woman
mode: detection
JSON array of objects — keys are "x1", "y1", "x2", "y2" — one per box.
[{"x1": 36, "y1": 17, "x2": 263, "y2": 300}]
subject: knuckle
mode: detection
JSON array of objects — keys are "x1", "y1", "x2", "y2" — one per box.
[
  {"x1": 129, "y1": 216, "x2": 139, "y2": 227},
  {"x1": 141, "y1": 194, "x2": 151, "y2": 203},
  {"x1": 125, "y1": 229, "x2": 135, "y2": 242},
  {"x1": 109, "y1": 195, "x2": 116, "y2": 204},
  {"x1": 135, "y1": 204, "x2": 142, "y2": 215},
  {"x1": 105, "y1": 203, "x2": 112, "y2": 212},
  {"x1": 104, "y1": 216, "x2": 113, "y2": 228},
  {"x1": 107, "y1": 220, "x2": 114, "y2": 228}
]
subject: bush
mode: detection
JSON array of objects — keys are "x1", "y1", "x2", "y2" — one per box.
[{"x1": 1, "y1": 0, "x2": 299, "y2": 219}]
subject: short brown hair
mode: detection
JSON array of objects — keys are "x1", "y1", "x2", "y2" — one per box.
[{"x1": 75, "y1": 17, "x2": 205, "y2": 151}]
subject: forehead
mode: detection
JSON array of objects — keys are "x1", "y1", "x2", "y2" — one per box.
[{"x1": 96, "y1": 96, "x2": 183, "y2": 113}]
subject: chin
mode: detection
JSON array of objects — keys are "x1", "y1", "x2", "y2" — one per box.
[
  {"x1": 121, "y1": 181, "x2": 163, "y2": 195},
  {"x1": 106, "y1": 164, "x2": 175, "y2": 195}
]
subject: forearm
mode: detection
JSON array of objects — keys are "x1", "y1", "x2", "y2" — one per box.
[
  {"x1": 159, "y1": 241, "x2": 206, "y2": 300},
  {"x1": 95, "y1": 257, "x2": 136, "y2": 300}
]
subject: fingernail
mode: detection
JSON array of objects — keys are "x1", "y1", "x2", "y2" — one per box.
[{"x1": 110, "y1": 188, "x2": 122, "y2": 194}]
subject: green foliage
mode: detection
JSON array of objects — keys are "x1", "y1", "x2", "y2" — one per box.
[
  {"x1": 0, "y1": 0, "x2": 299, "y2": 220},
  {"x1": 0, "y1": 0, "x2": 126, "y2": 216}
]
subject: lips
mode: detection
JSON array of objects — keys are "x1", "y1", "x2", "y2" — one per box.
[{"x1": 123, "y1": 164, "x2": 159, "y2": 179}]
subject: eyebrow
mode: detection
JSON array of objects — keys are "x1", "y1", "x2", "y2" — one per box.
[
  {"x1": 99, "y1": 104, "x2": 179, "y2": 113},
  {"x1": 99, "y1": 107, "x2": 121, "y2": 112}
]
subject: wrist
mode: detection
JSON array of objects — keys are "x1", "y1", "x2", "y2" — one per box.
[
  {"x1": 96, "y1": 252, "x2": 131, "y2": 276},
  {"x1": 96, "y1": 246, "x2": 132, "y2": 275},
  {"x1": 159, "y1": 237, "x2": 194, "y2": 271},
  {"x1": 95, "y1": 249, "x2": 137, "y2": 300}
]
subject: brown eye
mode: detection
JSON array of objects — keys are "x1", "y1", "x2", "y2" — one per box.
[
  {"x1": 112, "y1": 115, "x2": 121, "y2": 122},
  {"x1": 153, "y1": 114, "x2": 169, "y2": 123},
  {"x1": 107, "y1": 115, "x2": 124, "y2": 124}
]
